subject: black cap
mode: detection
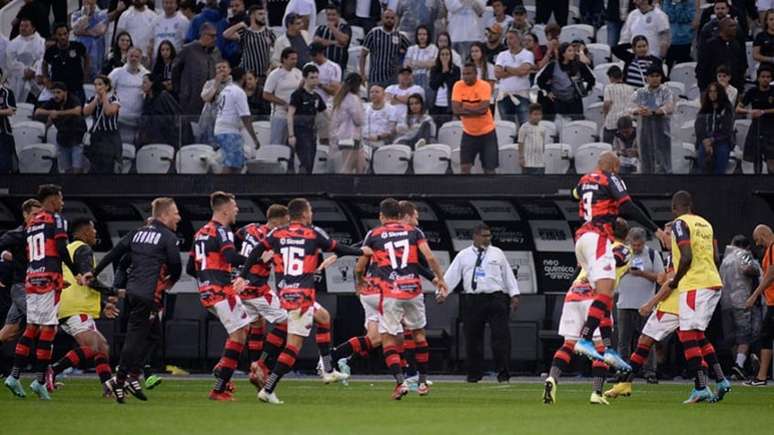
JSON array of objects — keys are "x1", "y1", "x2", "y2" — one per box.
[
  {"x1": 398, "y1": 66, "x2": 412, "y2": 74},
  {"x1": 513, "y1": 5, "x2": 527, "y2": 14}
]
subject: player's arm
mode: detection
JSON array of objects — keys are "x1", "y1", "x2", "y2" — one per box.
[
  {"x1": 73, "y1": 244, "x2": 116, "y2": 296},
  {"x1": 219, "y1": 228, "x2": 246, "y2": 267},
  {"x1": 164, "y1": 233, "x2": 182, "y2": 285},
  {"x1": 747, "y1": 247, "x2": 774, "y2": 308},
  {"x1": 417, "y1": 240, "x2": 447, "y2": 297},
  {"x1": 609, "y1": 174, "x2": 666, "y2": 242},
  {"x1": 239, "y1": 240, "x2": 268, "y2": 279},
  {"x1": 112, "y1": 253, "x2": 131, "y2": 290},
  {"x1": 442, "y1": 252, "x2": 463, "y2": 291},
  {"x1": 668, "y1": 220, "x2": 692, "y2": 290},
  {"x1": 93, "y1": 232, "x2": 132, "y2": 276},
  {"x1": 354, "y1": 255, "x2": 369, "y2": 292},
  {"x1": 57, "y1": 235, "x2": 79, "y2": 276}
]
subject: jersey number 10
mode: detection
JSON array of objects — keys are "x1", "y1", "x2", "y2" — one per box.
[{"x1": 27, "y1": 233, "x2": 46, "y2": 262}]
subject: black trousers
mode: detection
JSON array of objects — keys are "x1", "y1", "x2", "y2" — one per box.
[
  {"x1": 463, "y1": 292, "x2": 511, "y2": 379},
  {"x1": 119, "y1": 295, "x2": 161, "y2": 376},
  {"x1": 536, "y1": 0, "x2": 570, "y2": 26}
]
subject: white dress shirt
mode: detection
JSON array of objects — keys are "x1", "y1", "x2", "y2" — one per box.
[{"x1": 444, "y1": 244, "x2": 520, "y2": 296}]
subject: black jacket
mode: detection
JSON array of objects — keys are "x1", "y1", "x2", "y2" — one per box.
[
  {"x1": 0, "y1": 225, "x2": 28, "y2": 285},
  {"x1": 696, "y1": 36, "x2": 747, "y2": 91},
  {"x1": 695, "y1": 105, "x2": 735, "y2": 147},
  {"x1": 536, "y1": 60, "x2": 595, "y2": 99},
  {"x1": 429, "y1": 64, "x2": 461, "y2": 107}
]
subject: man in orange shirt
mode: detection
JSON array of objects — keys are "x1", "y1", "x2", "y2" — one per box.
[
  {"x1": 452, "y1": 63, "x2": 499, "y2": 174},
  {"x1": 745, "y1": 224, "x2": 774, "y2": 386}
]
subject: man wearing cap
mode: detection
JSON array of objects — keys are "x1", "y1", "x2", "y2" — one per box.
[
  {"x1": 33, "y1": 82, "x2": 88, "y2": 174},
  {"x1": 385, "y1": 67, "x2": 425, "y2": 120},
  {"x1": 483, "y1": 24, "x2": 507, "y2": 65},
  {"x1": 507, "y1": 5, "x2": 533, "y2": 39},
  {"x1": 630, "y1": 64, "x2": 673, "y2": 174}
]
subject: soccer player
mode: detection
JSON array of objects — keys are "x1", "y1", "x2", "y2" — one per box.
[
  {"x1": 236, "y1": 198, "x2": 369, "y2": 404},
  {"x1": 544, "y1": 218, "x2": 632, "y2": 406},
  {"x1": 364, "y1": 198, "x2": 448, "y2": 400},
  {"x1": 47, "y1": 218, "x2": 119, "y2": 393},
  {"x1": 572, "y1": 151, "x2": 667, "y2": 369},
  {"x1": 93, "y1": 197, "x2": 182, "y2": 404},
  {"x1": 5, "y1": 185, "x2": 80, "y2": 400}
]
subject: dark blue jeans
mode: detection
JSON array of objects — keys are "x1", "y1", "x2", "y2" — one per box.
[
  {"x1": 697, "y1": 141, "x2": 731, "y2": 175},
  {"x1": 497, "y1": 95, "x2": 530, "y2": 131}
]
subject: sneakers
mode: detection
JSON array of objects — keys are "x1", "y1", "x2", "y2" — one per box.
[
  {"x1": 249, "y1": 361, "x2": 267, "y2": 390},
  {"x1": 257, "y1": 389, "x2": 284, "y2": 405},
  {"x1": 682, "y1": 387, "x2": 715, "y2": 404},
  {"x1": 44, "y1": 366, "x2": 56, "y2": 392},
  {"x1": 322, "y1": 369, "x2": 350, "y2": 384},
  {"x1": 603, "y1": 382, "x2": 632, "y2": 399},
  {"x1": 543, "y1": 377, "x2": 556, "y2": 404},
  {"x1": 602, "y1": 349, "x2": 632, "y2": 372},
  {"x1": 30, "y1": 379, "x2": 52, "y2": 400},
  {"x1": 715, "y1": 378, "x2": 731, "y2": 401},
  {"x1": 574, "y1": 339, "x2": 604, "y2": 362},
  {"x1": 104, "y1": 377, "x2": 126, "y2": 404},
  {"x1": 208, "y1": 390, "x2": 236, "y2": 401},
  {"x1": 589, "y1": 392, "x2": 610, "y2": 405},
  {"x1": 4, "y1": 376, "x2": 26, "y2": 398},
  {"x1": 145, "y1": 374, "x2": 163, "y2": 390},
  {"x1": 125, "y1": 377, "x2": 148, "y2": 401},
  {"x1": 391, "y1": 382, "x2": 409, "y2": 400},
  {"x1": 417, "y1": 382, "x2": 430, "y2": 396},
  {"x1": 414, "y1": 139, "x2": 427, "y2": 148},
  {"x1": 743, "y1": 378, "x2": 768, "y2": 387},
  {"x1": 731, "y1": 364, "x2": 747, "y2": 380}
]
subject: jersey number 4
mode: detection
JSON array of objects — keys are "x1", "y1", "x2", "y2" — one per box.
[
  {"x1": 385, "y1": 239, "x2": 409, "y2": 270},
  {"x1": 281, "y1": 246, "x2": 305, "y2": 276},
  {"x1": 27, "y1": 232, "x2": 46, "y2": 262}
]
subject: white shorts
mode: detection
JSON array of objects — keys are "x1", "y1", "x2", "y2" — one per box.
[
  {"x1": 287, "y1": 306, "x2": 315, "y2": 337},
  {"x1": 359, "y1": 293, "x2": 380, "y2": 328},
  {"x1": 574, "y1": 232, "x2": 615, "y2": 288},
  {"x1": 60, "y1": 314, "x2": 97, "y2": 337},
  {"x1": 642, "y1": 310, "x2": 679, "y2": 342},
  {"x1": 242, "y1": 293, "x2": 288, "y2": 324},
  {"x1": 558, "y1": 299, "x2": 601, "y2": 341},
  {"x1": 208, "y1": 297, "x2": 251, "y2": 334},
  {"x1": 26, "y1": 292, "x2": 60, "y2": 326},
  {"x1": 378, "y1": 296, "x2": 426, "y2": 336},
  {"x1": 679, "y1": 288, "x2": 721, "y2": 332}
]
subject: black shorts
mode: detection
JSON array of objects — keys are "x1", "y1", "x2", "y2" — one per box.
[
  {"x1": 760, "y1": 307, "x2": 774, "y2": 349},
  {"x1": 460, "y1": 130, "x2": 498, "y2": 170}
]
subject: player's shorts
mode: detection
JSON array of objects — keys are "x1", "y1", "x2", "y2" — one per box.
[
  {"x1": 678, "y1": 288, "x2": 721, "y2": 331},
  {"x1": 722, "y1": 308, "x2": 752, "y2": 345},
  {"x1": 359, "y1": 293, "x2": 380, "y2": 328},
  {"x1": 641, "y1": 310, "x2": 679, "y2": 342},
  {"x1": 5, "y1": 283, "x2": 27, "y2": 325},
  {"x1": 60, "y1": 314, "x2": 97, "y2": 337},
  {"x1": 287, "y1": 306, "x2": 315, "y2": 337},
  {"x1": 242, "y1": 293, "x2": 288, "y2": 324},
  {"x1": 574, "y1": 232, "x2": 615, "y2": 287},
  {"x1": 26, "y1": 291, "x2": 60, "y2": 326},
  {"x1": 558, "y1": 299, "x2": 601, "y2": 341},
  {"x1": 378, "y1": 295, "x2": 426, "y2": 335},
  {"x1": 208, "y1": 296, "x2": 251, "y2": 334}
]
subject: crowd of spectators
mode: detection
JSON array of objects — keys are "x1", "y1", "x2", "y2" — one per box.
[{"x1": 1, "y1": 0, "x2": 774, "y2": 174}]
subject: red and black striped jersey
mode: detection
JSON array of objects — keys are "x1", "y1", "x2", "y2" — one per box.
[
  {"x1": 575, "y1": 170, "x2": 631, "y2": 240},
  {"x1": 25, "y1": 210, "x2": 68, "y2": 294},
  {"x1": 191, "y1": 221, "x2": 237, "y2": 307},
  {"x1": 235, "y1": 223, "x2": 272, "y2": 298},
  {"x1": 363, "y1": 222, "x2": 427, "y2": 300}
]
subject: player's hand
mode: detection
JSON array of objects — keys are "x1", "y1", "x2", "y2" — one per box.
[
  {"x1": 316, "y1": 255, "x2": 338, "y2": 272},
  {"x1": 434, "y1": 279, "x2": 449, "y2": 303},
  {"x1": 1, "y1": 250, "x2": 12, "y2": 261},
  {"x1": 78, "y1": 272, "x2": 94, "y2": 286},
  {"x1": 654, "y1": 228, "x2": 669, "y2": 248},
  {"x1": 510, "y1": 295, "x2": 520, "y2": 312},
  {"x1": 361, "y1": 246, "x2": 373, "y2": 257},
  {"x1": 260, "y1": 250, "x2": 274, "y2": 263},
  {"x1": 107, "y1": 295, "x2": 119, "y2": 304},
  {"x1": 117, "y1": 288, "x2": 127, "y2": 299},
  {"x1": 233, "y1": 276, "x2": 247, "y2": 294},
  {"x1": 288, "y1": 136, "x2": 296, "y2": 146},
  {"x1": 639, "y1": 302, "x2": 654, "y2": 317},
  {"x1": 103, "y1": 302, "x2": 120, "y2": 319}
]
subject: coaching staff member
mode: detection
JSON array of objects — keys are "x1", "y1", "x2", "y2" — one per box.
[
  {"x1": 444, "y1": 224, "x2": 520, "y2": 383},
  {"x1": 91, "y1": 197, "x2": 182, "y2": 403},
  {"x1": 452, "y1": 62, "x2": 499, "y2": 174}
]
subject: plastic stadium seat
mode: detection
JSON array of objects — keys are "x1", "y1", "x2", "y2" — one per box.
[
  {"x1": 495, "y1": 120, "x2": 517, "y2": 146},
  {"x1": 313, "y1": 145, "x2": 328, "y2": 174},
  {"x1": 12, "y1": 102, "x2": 34, "y2": 123},
  {"x1": 593, "y1": 62, "x2": 623, "y2": 87},
  {"x1": 672, "y1": 142, "x2": 695, "y2": 174},
  {"x1": 252, "y1": 121, "x2": 271, "y2": 148},
  {"x1": 372, "y1": 144, "x2": 412, "y2": 174},
  {"x1": 479, "y1": 6, "x2": 494, "y2": 36},
  {"x1": 582, "y1": 83, "x2": 604, "y2": 109},
  {"x1": 18, "y1": 143, "x2": 56, "y2": 173},
  {"x1": 438, "y1": 121, "x2": 464, "y2": 149},
  {"x1": 350, "y1": 25, "x2": 364, "y2": 46},
  {"x1": 575, "y1": 142, "x2": 612, "y2": 174},
  {"x1": 83, "y1": 84, "x2": 96, "y2": 102},
  {"x1": 674, "y1": 120, "x2": 696, "y2": 145},
  {"x1": 412, "y1": 144, "x2": 451, "y2": 174},
  {"x1": 686, "y1": 84, "x2": 701, "y2": 100},
  {"x1": 12, "y1": 121, "x2": 46, "y2": 154},
  {"x1": 246, "y1": 144, "x2": 291, "y2": 173},
  {"x1": 735, "y1": 119, "x2": 751, "y2": 151},
  {"x1": 120, "y1": 143, "x2": 135, "y2": 174},
  {"x1": 544, "y1": 143, "x2": 572, "y2": 174},
  {"x1": 450, "y1": 147, "x2": 483, "y2": 174},
  {"x1": 539, "y1": 120, "x2": 558, "y2": 143},
  {"x1": 669, "y1": 62, "x2": 698, "y2": 89},
  {"x1": 583, "y1": 101, "x2": 605, "y2": 132},
  {"x1": 497, "y1": 144, "x2": 521, "y2": 174},
  {"x1": 596, "y1": 25, "x2": 608, "y2": 46},
  {"x1": 175, "y1": 144, "x2": 217, "y2": 174},
  {"x1": 136, "y1": 144, "x2": 175, "y2": 174},
  {"x1": 672, "y1": 100, "x2": 699, "y2": 131},
  {"x1": 559, "y1": 24, "x2": 594, "y2": 44},
  {"x1": 561, "y1": 120, "x2": 599, "y2": 153},
  {"x1": 664, "y1": 81, "x2": 685, "y2": 99},
  {"x1": 586, "y1": 43, "x2": 611, "y2": 66}
]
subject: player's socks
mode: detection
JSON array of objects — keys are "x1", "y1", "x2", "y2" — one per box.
[
  {"x1": 94, "y1": 352, "x2": 113, "y2": 384},
  {"x1": 599, "y1": 313, "x2": 613, "y2": 348},
  {"x1": 414, "y1": 338, "x2": 429, "y2": 384},
  {"x1": 699, "y1": 336, "x2": 726, "y2": 381},
  {"x1": 264, "y1": 344, "x2": 299, "y2": 394},
  {"x1": 591, "y1": 344, "x2": 608, "y2": 395},
  {"x1": 383, "y1": 344, "x2": 405, "y2": 384},
  {"x1": 678, "y1": 330, "x2": 707, "y2": 390},
  {"x1": 622, "y1": 341, "x2": 652, "y2": 382},
  {"x1": 403, "y1": 331, "x2": 417, "y2": 376},
  {"x1": 11, "y1": 324, "x2": 38, "y2": 379},
  {"x1": 332, "y1": 336, "x2": 373, "y2": 361},
  {"x1": 247, "y1": 325, "x2": 265, "y2": 363},
  {"x1": 261, "y1": 322, "x2": 287, "y2": 368},
  {"x1": 52, "y1": 346, "x2": 96, "y2": 375},
  {"x1": 580, "y1": 294, "x2": 613, "y2": 341},
  {"x1": 213, "y1": 340, "x2": 244, "y2": 393},
  {"x1": 549, "y1": 340, "x2": 575, "y2": 382},
  {"x1": 315, "y1": 322, "x2": 333, "y2": 373},
  {"x1": 34, "y1": 326, "x2": 56, "y2": 384}
]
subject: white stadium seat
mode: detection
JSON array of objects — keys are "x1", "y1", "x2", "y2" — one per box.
[
  {"x1": 12, "y1": 121, "x2": 46, "y2": 154},
  {"x1": 586, "y1": 43, "x2": 611, "y2": 66},
  {"x1": 583, "y1": 101, "x2": 605, "y2": 132},
  {"x1": 596, "y1": 25, "x2": 608, "y2": 46},
  {"x1": 734, "y1": 119, "x2": 751, "y2": 151},
  {"x1": 247, "y1": 144, "x2": 292, "y2": 174},
  {"x1": 438, "y1": 121, "x2": 464, "y2": 149},
  {"x1": 674, "y1": 120, "x2": 696, "y2": 145},
  {"x1": 575, "y1": 142, "x2": 612, "y2": 174},
  {"x1": 495, "y1": 120, "x2": 517, "y2": 146},
  {"x1": 450, "y1": 147, "x2": 483, "y2": 174},
  {"x1": 496, "y1": 144, "x2": 521, "y2": 174},
  {"x1": 582, "y1": 83, "x2": 604, "y2": 109},
  {"x1": 313, "y1": 145, "x2": 329, "y2": 174},
  {"x1": 672, "y1": 100, "x2": 700, "y2": 130},
  {"x1": 559, "y1": 24, "x2": 594, "y2": 44},
  {"x1": 120, "y1": 143, "x2": 135, "y2": 174},
  {"x1": 669, "y1": 62, "x2": 697, "y2": 89},
  {"x1": 13, "y1": 102, "x2": 34, "y2": 123},
  {"x1": 252, "y1": 121, "x2": 271, "y2": 148},
  {"x1": 539, "y1": 120, "x2": 558, "y2": 143},
  {"x1": 664, "y1": 81, "x2": 685, "y2": 99},
  {"x1": 532, "y1": 24, "x2": 548, "y2": 46},
  {"x1": 350, "y1": 26, "x2": 364, "y2": 46},
  {"x1": 175, "y1": 144, "x2": 217, "y2": 174},
  {"x1": 372, "y1": 144, "x2": 412, "y2": 174},
  {"x1": 593, "y1": 62, "x2": 624, "y2": 87},
  {"x1": 18, "y1": 143, "x2": 56, "y2": 173},
  {"x1": 544, "y1": 143, "x2": 572, "y2": 174},
  {"x1": 672, "y1": 142, "x2": 696, "y2": 174},
  {"x1": 561, "y1": 120, "x2": 599, "y2": 153},
  {"x1": 412, "y1": 144, "x2": 451, "y2": 174},
  {"x1": 136, "y1": 144, "x2": 175, "y2": 174}
]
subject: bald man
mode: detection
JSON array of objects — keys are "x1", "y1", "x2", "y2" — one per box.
[{"x1": 745, "y1": 224, "x2": 774, "y2": 386}]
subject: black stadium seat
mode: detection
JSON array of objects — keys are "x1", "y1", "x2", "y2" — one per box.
[{"x1": 165, "y1": 293, "x2": 206, "y2": 361}]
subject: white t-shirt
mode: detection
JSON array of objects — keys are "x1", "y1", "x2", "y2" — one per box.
[
  {"x1": 477, "y1": 63, "x2": 496, "y2": 82},
  {"x1": 356, "y1": 0, "x2": 371, "y2": 18},
  {"x1": 264, "y1": 66, "x2": 303, "y2": 117},
  {"x1": 758, "y1": 0, "x2": 774, "y2": 12},
  {"x1": 495, "y1": 48, "x2": 534, "y2": 94},
  {"x1": 151, "y1": 12, "x2": 190, "y2": 59},
  {"x1": 435, "y1": 83, "x2": 449, "y2": 107},
  {"x1": 214, "y1": 83, "x2": 251, "y2": 135},
  {"x1": 446, "y1": 0, "x2": 486, "y2": 43},
  {"x1": 385, "y1": 84, "x2": 425, "y2": 119},
  {"x1": 305, "y1": 60, "x2": 341, "y2": 106},
  {"x1": 363, "y1": 103, "x2": 400, "y2": 143},
  {"x1": 620, "y1": 6, "x2": 670, "y2": 58},
  {"x1": 107, "y1": 64, "x2": 148, "y2": 121},
  {"x1": 116, "y1": 6, "x2": 159, "y2": 57},
  {"x1": 405, "y1": 44, "x2": 439, "y2": 76}
]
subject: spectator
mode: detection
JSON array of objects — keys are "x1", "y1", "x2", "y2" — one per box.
[
  {"x1": 616, "y1": 227, "x2": 664, "y2": 384},
  {"x1": 716, "y1": 65, "x2": 738, "y2": 106},
  {"x1": 185, "y1": 0, "x2": 221, "y2": 42},
  {"x1": 173, "y1": 22, "x2": 221, "y2": 116},
  {"x1": 362, "y1": 84, "x2": 399, "y2": 149},
  {"x1": 330, "y1": 73, "x2": 366, "y2": 173},
  {"x1": 34, "y1": 82, "x2": 87, "y2": 174},
  {"x1": 495, "y1": 29, "x2": 534, "y2": 132},
  {"x1": 213, "y1": 66, "x2": 260, "y2": 174},
  {"x1": 507, "y1": 5, "x2": 533, "y2": 38},
  {"x1": 485, "y1": 0, "x2": 514, "y2": 41},
  {"x1": 103, "y1": 31, "x2": 134, "y2": 75},
  {"x1": 360, "y1": 9, "x2": 410, "y2": 88},
  {"x1": 266, "y1": 0, "x2": 291, "y2": 27},
  {"x1": 737, "y1": 66, "x2": 774, "y2": 175},
  {"x1": 83, "y1": 75, "x2": 121, "y2": 174},
  {"x1": 288, "y1": 64, "x2": 327, "y2": 174},
  {"x1": 150, "y1": 0, "x2": 190, "y2": 62},
  {"x1": 306, "y1": 42, "x2": 341, "y2": 146},
  {"x1": 630, "y1": 65, "x2": 673, "y2": 174},
  {"x1": 264, "y1": 47, "x2": 303, "y2": 145},
  {"x1": 753, "y1": 9, "x2": 774, "y2": 70},
  {"x1": 216, "y1": 0, "x2": 248, "y2": 67},
  {"x1": 483, "y1": 24, "x2": 507, "y2": 65},
  {"x1": 395, "y1": 94, "x2": 434, "y2": 148},
  {"x1": 272, "y1": 13, "x2": 313, "y2": 67},
  {"x1": 11, "y1": 0, "x2": 50, "y2": 39},
  {"x1": 661, "y1": 0, "x2": 694, "y2": 70},
  {"x1": 137, "y1": 74, "x2": 192, "y2": 148},
  {"x1": 0, "y1": 71, "x2": 16, "y2": 174},
  {"x1": 695, "y1": 82, "x2": 734, "y2": 175},
  {"x1": 116, "y1": 0, "x2": 159, "y2": 63},
  {"x1": 613, "y1": 116, "x2": 638, "y2": 173},
  {"x1": 445, "y1": 0, "x2": 485, "y2": 59},
  {"x1": 437, "y1": 31, "x2": 464, "y2": 67},
  {"x1": 429, "y1": 47, "x2": 462, "y2": 125},
  {"x1": 5, "y1": 18, "x2": 46, "y2": 104},
  {"x1": 571, "y1": 40, "x2": 593, "y2": 67},
  {"x1": 71, "y1": 0, "x2": 109, "y2": 81},
  {"x1": 44, "y1": 23, "x2": 90, "y2": 105},
  {"x1": 404, "y1": 25, "x2": 438, "y2": 99},
  {"x1": 612, "y1": 35, "x2": 664, "y2": 89},
  {"x1": 698, "y1": 0, "x2": 747, "y2": 51},
  {"x1": 282, "y1": 0, "x2": 316, "y2": 32},
  {"x1": 517, "y1": 104, "x2": 546, "y2": 174},
  {"x1": 386, "y1": 67, "x2": 426, "y2": 120},
  {"x1": 743, "y1": 224, "x2": 774, "y2": 386},
  {"x1": 536, "y1": 42, "x2": 595, "y2": 121},
  {"x1": 696, "y1": 17, "x2": 747, "y2": 92},
  {"x1": 224, "y1": 4, "x2": 275, "y2": 79},
  {"x1": 179, "y1": 0, "x2": 196, "y2": 20},
  {"x1": 468, "y1": 42, "x2": 496, "y2": 88},
  {"x1": 605, "y1": 0, "x2": 629, "y2": 51},
  {"x1": 453, "y1": 63, "x2": 499, "y2": 174},
  {"x1": 313, "y1": 4, "x2": 352, "y2": 72},
  {"x1": 720, "y1": 235, "x2": 760, "y2": 380},
  {"x1": 602, "y1": 65, "x2": 635, "y2": 144},
  {"x1": 199, "y1": 60, "x2": 233, "y2": 144},
  {"x1": 619, "y1": 0, "x2": 671, "y2": 59},
  {"x1": 242, "y1": 70, "x2": 271, "y2": 116},
  {"x1": 151, "y1": 40, "x2": 177, "y2": 94},
  {"x1": 109, "y1": 47, "x2": 150, "y2": 143},
  {"x1": 580, "y1": 0, "x2": 604, "y2": 27},
  {"x1": 341, "y1": 0, "x2": 382, "y2": 33},
  {"x1": 396, "y1": 0, "x2": 443, "y2": 42},
  {"x1": 536, "y1": 0, "x2": 569, "y2": 27}
]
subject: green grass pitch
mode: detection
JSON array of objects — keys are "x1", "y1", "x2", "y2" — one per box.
[{"x1": 3, "y1": 379, "x2": 774, "y2": 435}]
